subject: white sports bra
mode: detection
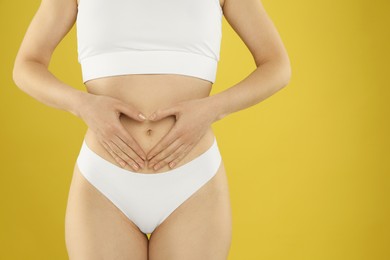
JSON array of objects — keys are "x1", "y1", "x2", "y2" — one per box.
[{"x1": 76, "y1": 0, "x2": 223, "y2": 84}]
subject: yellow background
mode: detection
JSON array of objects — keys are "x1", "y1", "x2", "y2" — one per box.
[{"x1": 1, "y1": 0, "x2": 389, "y2": 259}]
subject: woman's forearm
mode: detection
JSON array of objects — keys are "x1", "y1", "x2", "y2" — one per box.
[
  {"x1": 207, "y1": 59, "x2": 291, "y2": 122},
  {"x1": 13, "y1": 60, "x2": 89, "y2": 118}
]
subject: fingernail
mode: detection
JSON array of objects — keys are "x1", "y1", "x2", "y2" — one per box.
[
  {"x1": 132, "y1": 163, "x2": 139, "y2": 170},
  {"x1": 149, "y1": 113, "x2": 156, "y2": 120},
  {"x1": 138, "y1": 113, "x2": 146, "y2": 120},
  {"x1": 138, "y1": 162, "x2": 144, "y2": 169},
  {"x1": 154, "y1": 164, "x2": 159, "y2": 170},
  {"x1": 169, "y1": 162, "x2": 175, "y2": 168},
  {"x1": 119, "y1": 161, "x2": 126, "y2": 168}
]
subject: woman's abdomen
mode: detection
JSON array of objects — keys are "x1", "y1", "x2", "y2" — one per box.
[{"x1": 82, "y1": 74, "x2": 216, "y2": 174}]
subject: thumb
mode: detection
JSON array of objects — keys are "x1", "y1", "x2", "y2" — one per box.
[
  {"x1": 115, "y1": 102, "x2": 146, "y2": 122},
  {"x1": 149, "y1": 105, "x2": 178, "y2": 121}
]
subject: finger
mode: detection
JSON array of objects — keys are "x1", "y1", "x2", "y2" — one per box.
[
  {"x1": 112, "y1": 134, "x2": 145, "y2": 169},
  {"x1": 146, "y1": 128, "x2": 180, "y2": 160},
  {"x1": 107, "y1": 139, "x2": 140, "y2": 171},
  {"x1": 154, "y1": 143, "x2": 188, "y2": 170},
  {"x1": 101, "y1": 140, "x2": 127, "y2": 169},
  {"x1": 149, "y1": 105, "x2": 179, "y2": 121},
  {"x1": 149, "y1": 138, "x2": 183, "y2": 168},
  {"x1": 116, "y1": 124, "x2": 147, "y2": 160},
  {"x1": 114, "y1": 128, "x2": 146, "y2": 163},
  {"x1": 115, "y1": 101, "x2": 147, "y2": 122},
  {"x1": 168, "y1": 144, "x2": 193, "y2": 169}
]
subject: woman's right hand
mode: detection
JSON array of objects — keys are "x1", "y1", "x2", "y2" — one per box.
[{"x1": 77, "y1": 93, "x2": 147, "y2": 171}]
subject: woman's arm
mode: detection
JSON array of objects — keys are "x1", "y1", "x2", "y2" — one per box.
[
  {"x1": 12, "y1": 0, "x2": 86, "y2": 118},
  {"x1": 12, "y1": 0, "x2": 148, "y2": 170},
  {"x1": 145, "y1": 0, "x2": 292, "y2": 169},
  {"x1": 208, "y1": 0, "x2": 292, "y2": 122},
  {"x1": 13, "y1": 60, "x2": 88, "y2": 118}
]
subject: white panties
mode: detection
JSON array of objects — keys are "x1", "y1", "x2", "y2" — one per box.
[{"x1": 76, "y1": 137, "x2": 222, "y2": 234}]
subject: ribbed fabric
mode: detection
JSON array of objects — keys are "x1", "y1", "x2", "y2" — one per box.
[{"x1": 76, "y1": 0, "x2": 223, "y2": 83}]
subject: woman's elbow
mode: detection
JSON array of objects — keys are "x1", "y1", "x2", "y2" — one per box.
[
  {"x1": 283, "y1": 61, "x2": 292, "y2": 87},
  {"x1": 12, "y1": 59, "x2": 26, "y2": 89},
  {"x1": 13, "y1": 59, "x2": 33, "y2": 91},
  {"x1": 13, "y1": 67, "x2": 23, "y2": 92},
  {"x1": 277, "y1": 52, "x2": 292, "y2": 87}
]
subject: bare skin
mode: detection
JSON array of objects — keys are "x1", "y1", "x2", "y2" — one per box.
[
  {"x1": 66, "y1": 140, "x2": 232, "y2": 259},
  {"x1": 13, "y1": 0, "x2": 291, "y2": 258},
  {"x1": 65, "y1": 74, "x2": 233, "y2": 260},
  {"x1": 71, "y1": 0, "x2": 233, "y2": 258}
]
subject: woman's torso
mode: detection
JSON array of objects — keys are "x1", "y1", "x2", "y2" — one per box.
[
  {"x1": 78, "y1": 0, "x2": 224, "y2": 173},
  {"x1": 83, "y1": 74, "x2": 217, "y2": 174}
]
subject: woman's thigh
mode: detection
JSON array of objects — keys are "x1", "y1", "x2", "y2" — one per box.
[
  {"x1": 65, "y1": 163, "x2": 149, "y2": 260},
  {"x1": 148, "y1": 160, "x2": 232, "y2": 260}
]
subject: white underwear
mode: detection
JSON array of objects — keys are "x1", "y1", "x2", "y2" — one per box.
[{"x1": 75, "y1": 137, "x2": 222, "y2": 234}]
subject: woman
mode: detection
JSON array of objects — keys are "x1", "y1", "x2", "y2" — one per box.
[{"x1": 13, "y1": 0, "x2": 291, "y2": 258}]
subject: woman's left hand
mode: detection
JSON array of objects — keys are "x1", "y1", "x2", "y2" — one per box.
[{"x1": 146, "y1": 97, "x2": 217, "y2": 170}]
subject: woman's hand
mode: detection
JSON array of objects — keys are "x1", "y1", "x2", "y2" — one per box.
[
  {"x1": 146, "y1": 97, "x2": 218, "y2": 170},
  {"x1": 78, "y1": 93, "x2": 147, "y2": 171}
]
